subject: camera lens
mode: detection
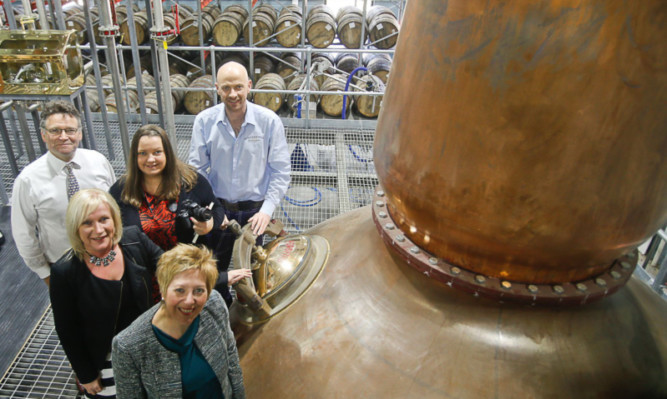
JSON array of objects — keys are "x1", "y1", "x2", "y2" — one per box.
[
  {"x1": 191, "y1": 207, "x2": 212, "y2": 222},
  {"x1": 180, "y1": 200, "x2": 212, "y2": 222}
]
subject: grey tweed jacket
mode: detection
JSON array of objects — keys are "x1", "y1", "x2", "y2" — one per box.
[{"x1": 112, "y1": 290, "x2": 245, "y2": 399}]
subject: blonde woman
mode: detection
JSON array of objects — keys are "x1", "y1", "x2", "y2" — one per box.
[
  {"x1": 113, "y1": 244, "x2": 245, "y2": 399},
  {"x1": 50, "y1": 189, "x2": 163, "y2": 398}
]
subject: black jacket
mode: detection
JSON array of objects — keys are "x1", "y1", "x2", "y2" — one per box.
[
  {"x1": 109, "y1": 173, "x2": 233, "y2": 304},
  {"x1": 50, "y1": 226, "x2": 163, "y2": 384},
  {"x1": 109, "y1": 173, "x2": 224, "y2": 247}
]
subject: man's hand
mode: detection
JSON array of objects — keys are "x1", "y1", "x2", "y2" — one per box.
[
  {"x1": 191, "y1": 217, "x2": 214, "y2": 236},
  {"x1": 220, "y1": 215, "x2": 230, "y2": 230},
  {"x1": 227, "y1": 268, "x2": 253, "y2": 285},
  {"x1": 248, "y1": 211, "x2": 271, "y2": 236}
]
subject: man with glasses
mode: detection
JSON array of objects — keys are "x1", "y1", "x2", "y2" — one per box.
[{"x1": 11, "y1": 100, "x2": 116, "y2": 287}]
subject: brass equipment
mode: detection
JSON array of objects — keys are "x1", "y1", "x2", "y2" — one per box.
[
  {"x1": 228, "y1": 220, "x2": 329, "y2": 325},
  {"x1": 0, "y1": 30, "x2": 83, "y2": 95}
]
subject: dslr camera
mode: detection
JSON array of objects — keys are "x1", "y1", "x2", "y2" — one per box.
[{"x1": 175, "y1": 200, "x2": 213, "y2": 231}]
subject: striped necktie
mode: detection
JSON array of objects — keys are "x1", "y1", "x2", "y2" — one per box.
[{"x1": 64, "y1": 163, "x2": 80, "y2": 200}]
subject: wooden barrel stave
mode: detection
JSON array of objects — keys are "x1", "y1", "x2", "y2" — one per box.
[
  {"x1": 306, "y1": 13, "x2": 336, "y2": 48},
  {"x1": 213, "y1": 13, "x2": 244, "y2": 46},
  {"x1": 352, "y1": 74, "x2": 384, "y2": 118},
  {"x1": 65, "y1": 13, "x2": 90, "y2": 45},
  {"x1": 276, "y1": 53, "x2": 302, "y2": 85},
  {"x1": 119, "y1": 10, "x2": 149, "y2": 45},
  {"x1": 275, "y1": 13, "x2": 302, "y2": 48},
  {"x1": 253, "y1": 72, "x2": 286, "y2": 113},
  {"x1": 280, "y1": 4, "x2": 302, "y2": 18},
  {"x1": 170, "y1": 73, "x2": 191, "y2": 107},
  {"x1": 162, "y1": 13, "x2": 180, "y2": 45},
  {"x1": 105, "y1": 90, "x2": 139, "y2": 113},
  {"x1": 86, "y1": 89, "x2": 101, "y2": 112},
  {"x1": 181, "y1": 13, "x2": 216, "y2": 45},
  {"x1": 311, "y1": 54, "x2": 335, "y2": 87},
  {"x1": 365, "y1": 55, "x2": 392, "y2": 84},
  {"x1": 335, "y1": 53, "x2": 361, "y2": 74},
  {"x1": 368, "y1": 14, "x2": 400, "y2": 49},
  {"x1": 184, "y1": 75, "x2": 215, "y2": 115},
  {"x1": 243, "y1": 12, "x2": 275, "y2": 46},
  {"x1": 337, "y1": 11, "x2": 366, "y2": 49},
  {"x1": 320, "y1": 73, "x2": 350, "y2": 117},
  {"x1": 127, "y1": 71, "x2": 156, "y2": 98},
  {"x1": 252, "y1": 54, "x2": 276, "y2": 81}
]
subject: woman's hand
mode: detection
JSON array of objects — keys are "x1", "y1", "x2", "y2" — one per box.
[
  {"x1": 227, "y1": 268, "x2": 253, "y2": 285},
  {"x1": 191, "y1": 217, "x2": 214, "y2": 235},
  {"x1": 82, "y1": 377, "x2": 103, "y2": 396}
]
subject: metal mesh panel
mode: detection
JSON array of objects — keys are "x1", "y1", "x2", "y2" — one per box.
[
  {"x1": 0, "y1": 308, "x2": 79, "y2": 398},
  {"x1": 282, "y1": 127, "x2": 377, "y2": 232}
]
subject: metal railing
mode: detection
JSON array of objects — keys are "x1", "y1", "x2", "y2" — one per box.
[{"x1": 635, "y1": 228, "x2": 667, "y2": 299}]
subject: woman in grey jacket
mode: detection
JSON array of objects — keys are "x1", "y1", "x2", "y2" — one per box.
[{"x1": 112, "y1": 244, "x2": 245, "y2": 399}]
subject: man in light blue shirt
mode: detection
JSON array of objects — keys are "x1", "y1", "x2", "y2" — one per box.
[{"x1": 189, "y1": 61, "x2": 290, "y2": 270}]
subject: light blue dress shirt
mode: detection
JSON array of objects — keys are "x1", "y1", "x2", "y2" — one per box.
[{"x1": 189, "y1": 101, "x2": 291, "y2": 217}]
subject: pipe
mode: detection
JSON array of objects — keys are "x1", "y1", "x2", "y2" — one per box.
[{"x1": 341, "y1": 66, "x2": 368, "y2": 119}]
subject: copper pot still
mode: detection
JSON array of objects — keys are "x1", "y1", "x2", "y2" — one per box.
[
  {"x1": 374, "y1": 0, "x2": 667, "y2": 284},
  {"x1": 233, "y1": 1, "x2": 667, "y2": 398}
]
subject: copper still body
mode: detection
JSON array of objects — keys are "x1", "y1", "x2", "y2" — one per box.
[
  {"x1": 233, "y1": 1, "x2": 667, "y2": 397},
  {"x1": 236, "y1": 208, "x2": 666, "y2": 398},
  {"x1": 374, "y1": 0, "x2": 667, "y2": 284}
]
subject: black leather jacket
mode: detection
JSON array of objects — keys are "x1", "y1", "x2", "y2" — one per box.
[{"x1": 50, "y1": 226, "x2": 163, "y2": 384}]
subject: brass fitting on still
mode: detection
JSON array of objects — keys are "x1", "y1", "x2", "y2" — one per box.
[{"x1": 228, "y1": 219, "x2": 286, "y2": 317}]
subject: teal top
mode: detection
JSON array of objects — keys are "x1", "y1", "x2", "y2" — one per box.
[{"x1": 153, "y1": 316, "x2": 224, "y2": 399}]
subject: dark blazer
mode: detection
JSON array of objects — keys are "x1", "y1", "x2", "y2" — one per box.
[
  {"x1": 109, "y1": 173, "x2": 224, "y2": 246},
  {"x1": 112, "y1": 290, "x2": 246, "y2": 399},
  {"x1": 50, "y1": 226, "x2": 163, "y2": 384}
]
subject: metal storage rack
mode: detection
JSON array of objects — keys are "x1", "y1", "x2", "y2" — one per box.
[
  {"x1": 0, "y1": 0, "x2": 400, "y2": 212},
  {"x1": 0, "y1": 0, "x2": 403, "y2": 163}
]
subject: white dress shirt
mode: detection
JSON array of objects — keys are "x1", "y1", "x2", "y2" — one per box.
[
  {"x1": 11, "y1": 149, "x2": 116, "y2": 278},
  {"x1": 189, "y1": 101, "x2": 291, "y2": 217}
]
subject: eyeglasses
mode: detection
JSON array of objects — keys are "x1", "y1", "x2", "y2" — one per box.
[{"x1": 44, "y1": 127, "x2": 80, "y2": 136}]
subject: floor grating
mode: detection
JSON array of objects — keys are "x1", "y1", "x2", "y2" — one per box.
[{"x1": 0, "y1": 307, "x2": 80, "y2": 398}]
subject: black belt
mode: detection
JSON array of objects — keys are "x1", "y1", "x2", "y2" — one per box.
[{"x1": 220, "y1": 198, "x2": 264, "y2": 212}]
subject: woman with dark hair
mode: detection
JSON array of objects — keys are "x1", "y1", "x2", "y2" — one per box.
[
  {"x1": 50, "y1": 189, "x2": 163, "y2": 398},
  {"x1": 109, "y1": 125, "x2": 250, "y2": 304}
]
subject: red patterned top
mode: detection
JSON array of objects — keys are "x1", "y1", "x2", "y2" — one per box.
[{"x1": 139, "y1": 193, "x2": 178, "y2": 251}]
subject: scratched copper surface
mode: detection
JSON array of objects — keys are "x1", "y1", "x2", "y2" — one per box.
[{"x1": 374, "y1": 0, "x2": 667, "y2": 283}]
